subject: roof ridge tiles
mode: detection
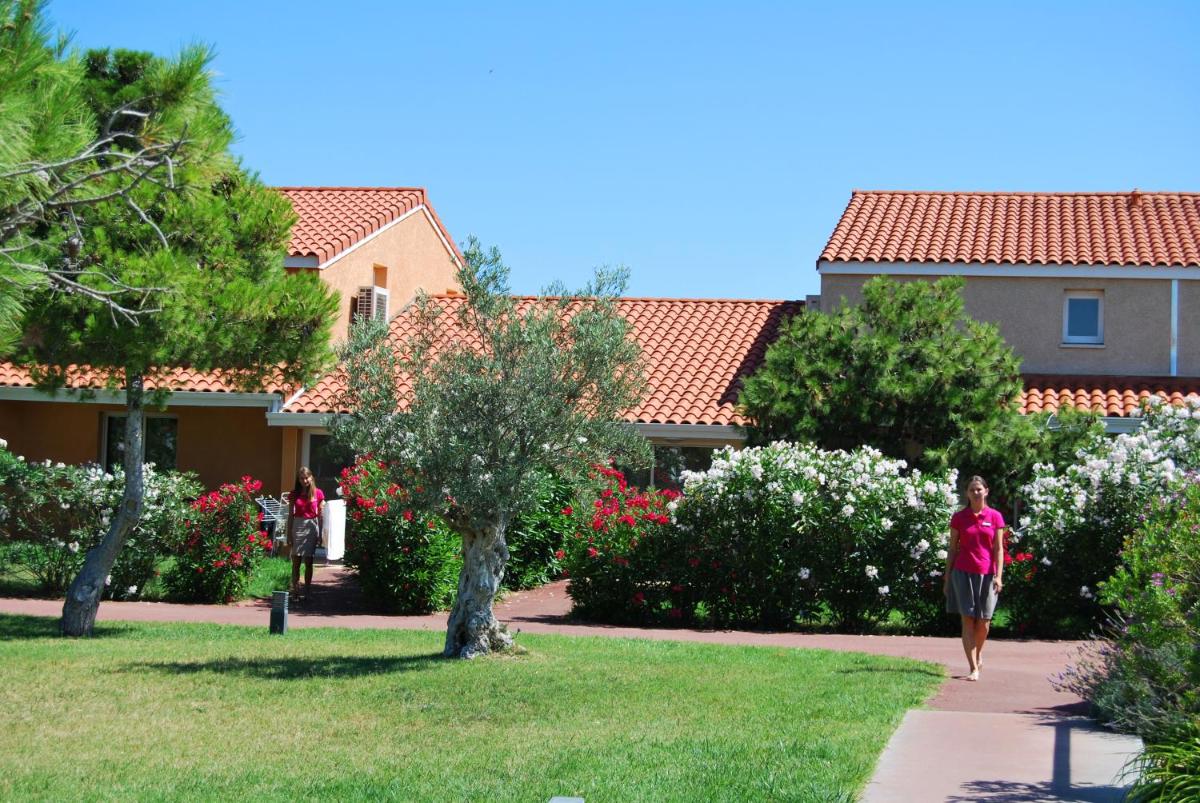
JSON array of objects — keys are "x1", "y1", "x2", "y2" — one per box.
[
  {"x1": 850, "y1": 189, "x2": 1200, "y2": 198},
  {"x1": 425, "y1": 294, "x2": 803, "y2": 304},
  {"x1": 274, "y1": 186, "x2": 427, "y2": 193}
]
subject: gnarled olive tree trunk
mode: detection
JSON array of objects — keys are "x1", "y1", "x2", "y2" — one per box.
[
  {"x1": 61, "y1": 374, "x2": 145, "y2": 637},
  {"x1": 444, "y1": 514, "x2": 513, "y2": 659}
]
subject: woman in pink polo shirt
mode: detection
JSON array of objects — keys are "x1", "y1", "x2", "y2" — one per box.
[
  {"x1": 286, "y1": 466, "x2": 325, "y2": 603},
  {"x1": 943, "y1": 475, "x2": 1005, "y2": 681}
]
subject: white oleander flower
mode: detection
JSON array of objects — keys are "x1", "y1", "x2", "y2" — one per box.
[
  {"x1": 936, "y1": 549, "x2": 948, "y2": 561},
  {"x1": 841, "y1": 504, "x2": 855, "y2": 518},
  {"x1": 798, "y1": 567, "x2": 811, "y2": 580},
  {"x1": 126, "y1": 585, "x2": 138, "y2": 596},
  {"x1": 1041, "y1": 557, "x2": 1052, "y2": 566},
  {"x1": 877, "y1": 585, "x2": 890, "y2": 596},
  {"x1": 865, "y1": 565, "x2": 879, "y2": 579},
  {"x1": 881, "y1": 518, "x2": 893, "y2": 531},
  {"x1": 67, "y1": 541, "x2": 79, "y2": 553}
]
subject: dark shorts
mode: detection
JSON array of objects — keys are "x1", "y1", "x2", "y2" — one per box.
[{"x1": 946, "y1": 569, "x2": 998, "y2": 620}]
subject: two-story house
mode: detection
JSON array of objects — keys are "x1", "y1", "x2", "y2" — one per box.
[
  {"x1": 815, "y1": 190, "x2": 1200, "y2": 430},
  {"x1": 0, "y1": 187, "x2": 462, "y2": 493}
]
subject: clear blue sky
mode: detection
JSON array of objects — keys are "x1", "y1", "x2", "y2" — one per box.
[{"x1": 47, "y1": 1, "x2": 1200, "y2": 300}]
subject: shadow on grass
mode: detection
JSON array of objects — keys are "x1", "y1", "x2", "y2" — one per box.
[
  {"x1": 835, "y1": 665, "x2": 944, "y2": 679},
  {"x1": 128, "y1": 651, "x2": 447, "y2": 680},
  {"x1": 0, "y1": 614, "x2": 140, "y2": 641}
]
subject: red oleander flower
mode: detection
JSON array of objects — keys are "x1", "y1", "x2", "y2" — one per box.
[
  {"x1": 587, "y1": 547, "x2": 599, "y2": 558},
  {"x1": 403, "y1": 509, "x2": 414, "y2": 522},
  {"x1": 561, "y1": 506, "x2": 573, "y2": 516},
  {"x1": 555, "y1": 549, "x2": 565, "y2": 559}
]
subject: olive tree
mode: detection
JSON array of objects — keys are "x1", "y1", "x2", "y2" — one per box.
[{"x1": 333, "y1": 238, "x2": 650, "y2": 658}]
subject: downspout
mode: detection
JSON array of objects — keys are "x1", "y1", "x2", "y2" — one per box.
[{"x1": 1170, "y1": 279, "x2": 1179, "y2": 377}]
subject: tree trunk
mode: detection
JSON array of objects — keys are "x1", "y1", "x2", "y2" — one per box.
[
  {"x1": 61, "y1": 373, "x2": 146, "y2": 637},
  {"x1": 444, "y1": 514, "x2": 513, "y2": 659}
]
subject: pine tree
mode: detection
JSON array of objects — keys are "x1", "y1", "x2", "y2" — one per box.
[{"x1": 2, "y1": 7, "x2": 339, "y2": 634}]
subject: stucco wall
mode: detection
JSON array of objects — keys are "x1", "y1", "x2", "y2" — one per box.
[
  {"x1": 316, "y1": 210, "x2": 460, "y2": 342},
  {"x1": 0, "y1": 401, "x2": 285, "y2": 493},
  {"x1": 1181, "y1": 281, "x2": 1200, "y2": 377},
  {"x1": 819, "y1": 273, "x2": 1178, "y2": 376}
]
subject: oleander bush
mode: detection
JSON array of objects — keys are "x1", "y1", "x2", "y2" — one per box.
[
  {"x1": 1057, "y1": 478, "x2": 1200, "y2": 738},
  {"x1": 163, "y1": 476, "x2": 273, "y2": 603},
  {"x1": 561, "y1": 465, "x2": 677, "y2": 623},
  {"x1": 671, "y1": 443, "x2": 957, "y2": 631},
  {"x1": 504, "y1": 470, "x2": 575, "y2": 590},
  {"x1": 1012, "y1": 398, "x2": 1200, "y2": 636},
  {"x1": 340, "y1": 457, "x2": 460, "y2": 613},
  {"x1": 564, "y1": 445, "x2": 958, "y2": 632},
  {"x1": 0, "y1": 442, "x2": 200, "y2": 599}
]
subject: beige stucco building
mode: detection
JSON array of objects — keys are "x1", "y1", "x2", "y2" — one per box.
[
  {"x1": 0, "y1": 187, "x2": 462, "y2": 494},
  {"x1": 815, "y1": 190, "x2": 1200, "y2": 429}
]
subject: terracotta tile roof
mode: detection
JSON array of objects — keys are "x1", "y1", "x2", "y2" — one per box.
[
  {"x1": 820, "y1": 190, "x2": 1200, "y2": 267},
  {"x1": 284, "y1": 296, "x2": 805, "y2": 426},
  {"x1": 0, "y1": 363, "x2": 287, "y2": 395},
  {"x1": 278, "y1": 187, "x2": 459, "y2": 265},
  {"x1": 1020, "y1": 374, "x2": 1200, "y2": 416}
]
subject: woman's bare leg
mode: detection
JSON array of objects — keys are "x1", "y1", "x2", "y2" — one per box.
[
  {"x1": 960, "y1": 615, "x2": 978, "y2": 676},
  {"x1": 973, "y1": 618, "x2": 991, "y2": 670},
  {"x1": 304, "y1": 557, "x2": 314, "y2": 597},
  {"x1": 291, "y1": 555, "x2": 302, "y2": 595}
]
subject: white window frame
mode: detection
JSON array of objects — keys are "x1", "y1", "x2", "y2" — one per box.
[
  {"x1": 1062, "y1": 291, "x2": 1104, "y2": 345},
  {"x1": 372, "y1": 286, "x2": 389, "y2": 322}
]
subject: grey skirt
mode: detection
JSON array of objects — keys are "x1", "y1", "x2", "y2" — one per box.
[
  {"x1": 291, "y1": 517, "x2": 321, "y2": 558},
  {"x1": 946, "y1": 569, "x2": 999, "y2": 620}
]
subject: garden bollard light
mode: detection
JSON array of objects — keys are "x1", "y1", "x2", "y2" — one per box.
[{"x1": 270, "y1": 590, "x2": 288, "y2": 634}]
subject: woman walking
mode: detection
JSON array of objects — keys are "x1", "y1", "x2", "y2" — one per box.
[
  {"x1": 944, "y1": 475, "x2": 1005, "y2": 681},
  {"x1": 286, "y1": 466, "x2": 324, "y2": 603}
]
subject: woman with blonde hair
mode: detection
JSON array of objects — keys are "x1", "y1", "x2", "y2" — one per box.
[{"x1": 286, "y1": 466, "x2": 324, "y2": 603}]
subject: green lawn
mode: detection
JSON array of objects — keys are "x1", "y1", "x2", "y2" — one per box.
[
  {"x1": 0, "y1": 552, "x2": 295, "y2": 602},
  {"x1": 0, "y1": 615, "x2": 941, "y2": 802}
]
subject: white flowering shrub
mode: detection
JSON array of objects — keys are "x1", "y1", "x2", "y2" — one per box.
[
  {"x1": 1013, "y1": 398, "x2": 1200, "y2": 636},
  {"x1": 671, "y1": 442, "x2": 956, "y2": 630},
  {"x1": 0, "y1": 444, "x2": 200, "y2": 598}
]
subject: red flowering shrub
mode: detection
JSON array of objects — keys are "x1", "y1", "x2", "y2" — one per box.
[
  {"x1": 164, "y1": 476, "x2": 272, "y2": 603},
  {"x1": 340, "y1": 457, "x2": 460, "y2": 613},
  {"x1": 562, "y1": 466, "x2": 678, "y2": 623}
]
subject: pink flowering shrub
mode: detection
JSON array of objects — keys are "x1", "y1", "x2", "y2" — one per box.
[
  {"x1": 340, "y1": 457, "x2": 460, "y2": 613},
  {"x1": 561, "y1": 466, "x2": 678, "y2": 623},
  {"x1": 164, "y1": 476, "x2": 272, "y2": 603}
]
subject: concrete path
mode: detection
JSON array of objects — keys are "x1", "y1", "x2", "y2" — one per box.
[{"x1": 0, "y1": 570, "x2": 1143, "y2": 801}]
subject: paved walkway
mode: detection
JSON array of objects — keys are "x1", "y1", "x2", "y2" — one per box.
[{"x1": 0, "y1": 568, "x2": 1142, "y2": 801}]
